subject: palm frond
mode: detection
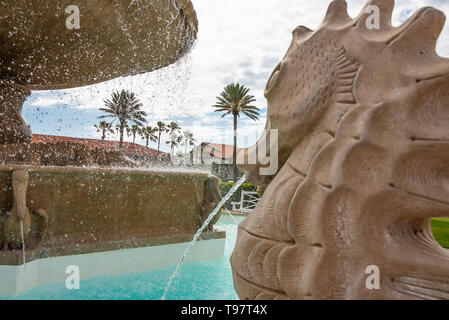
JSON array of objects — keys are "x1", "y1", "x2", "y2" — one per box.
[
  {"x1": 212, "y1": 83, "x2": 260, "y2": 121},
  {"x1": 98, "y1": 89, "x2": 148, "y2": 130}
]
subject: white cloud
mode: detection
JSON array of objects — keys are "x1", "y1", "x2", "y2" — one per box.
[{"x1": 29, "y1": 93, "x2": 81, "y2": 108}]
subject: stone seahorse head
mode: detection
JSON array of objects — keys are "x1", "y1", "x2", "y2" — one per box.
[{"x1": 232, "y1": 0, "x2": 449, "y2": 300}]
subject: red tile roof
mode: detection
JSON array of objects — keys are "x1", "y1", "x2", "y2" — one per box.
[
  {"x1": 201, "y1": 142, "x2": 239, "y2": 160},
  {"x1": 32, "y1": 134, "x2": 168, "y2": 158}
]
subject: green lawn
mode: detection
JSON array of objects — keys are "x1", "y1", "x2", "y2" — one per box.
[{"x1": 431, "y1": 218, "x2": 449, "y2": 249}]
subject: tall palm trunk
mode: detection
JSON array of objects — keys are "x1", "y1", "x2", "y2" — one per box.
[
  {"x1": 233, "y1": 113, "x2": 238, "y2": 181},
  {"x1": 101, "y1": 130, "x2": 106, "y2": 147},
  {"x1": 146, "y1": 138, "x2": 149, "y2": 148},
  {"x1": 200, "y1": 145, "x2": 204, "y2": 165},
  {"x1": 157, "y1": 132, "x2": 161, "y2": 151},
  {"x1": 132, "y1": 133, "x2": 136, "y2": 151},
  {"x1": 119, "y1": 123, "x2": 124, "y2": 151}
]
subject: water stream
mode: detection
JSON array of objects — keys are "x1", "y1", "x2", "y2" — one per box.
[
  {"x1": 20, "y1": 221, "x2": 26, "y2": 265},
  {"x1": 20, "y1": 220, "x2": 27, "y2": 290},
  {"x1": 161, "y1": 175, "x2": 246, "y2": 300},
  {"x1": 224, "y1": 208, "x2": 241, "y2": 225}
]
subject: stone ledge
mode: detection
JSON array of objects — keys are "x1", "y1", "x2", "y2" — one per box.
[{"x1": 0, "y1": 230, "x2": 226, "y2": 266}]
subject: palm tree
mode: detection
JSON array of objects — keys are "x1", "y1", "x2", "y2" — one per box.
[
  {"x1": 114, "y1": 124, "x2": 121, "y2": 140},
  {"x1": 99, "y1": 90, "x2": 147, "y2": 150},
  {"x1": 155, "y1": 121, "x2": 168, "y2": 152},
  {"x1": 166, "y1": 121, "x2": 181, "y2": 137},
  {"x1": 166, "y1": 132, "x2": 183, "y2": 156},
  {"x1": 128, "y1": 124, "x2": 140, "y2": 145},
  {"x1": 166, "y1": 121, "x2": 181, "y2": 155},
  {"x1": 213, "y1": 83, "x2": 260, "y2": 181},
  {"x1": 140, "y1": 126, "x2": 158, "y2": 148},
  {"x1": 182, "y1": 130, "x2": 196, "y2": 155},
  {"x1": 94, "y1": 121, "x2": 114, "y2": 146}
]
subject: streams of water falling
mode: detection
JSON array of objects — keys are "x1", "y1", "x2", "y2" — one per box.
[
  {"x1": 224, "y1": 208, "x2": 241, "y2": 225},
  {"x1": 161, "y1": 175, "x2": 246, "y2": 300},
  {"x1": 20, "y1": 221, "x2": 26, "y2": 265},
  {"x1": 20, "y1": 220, "x2": 28, "y2": 291}
]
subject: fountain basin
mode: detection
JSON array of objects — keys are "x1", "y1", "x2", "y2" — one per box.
[
  {"x1": 0, "y1": 0, "x2": 199, "y2": 143},
  {"x1": 1, "y1": 0, "x2": 198, "y2": 89},
  {"x1": 0, "y1": 233, "x2": 225, "y2": 296},
  {"x1": 0, "y1": 165, "x2": 224, "y2": 265},
  {"x1": 0, "y1": 216, "x2": 240, "y2": 299}
]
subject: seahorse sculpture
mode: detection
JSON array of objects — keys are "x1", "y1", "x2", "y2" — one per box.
[{"x1": 231, "y1": 0, "x2": 449, "y2": 300}]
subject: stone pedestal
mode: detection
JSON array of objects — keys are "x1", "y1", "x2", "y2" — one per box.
[
  {"x1": 0, "y1": 0, "x2": 198, "y2": 144},
  {"x1": 0, "y1": 81, "x2": 31, "y2": 144}
]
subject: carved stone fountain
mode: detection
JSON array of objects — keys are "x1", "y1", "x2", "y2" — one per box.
[
  {"x1": 232, "y1": 0, "x2": 449, "y2": 300},
  {"x1": 1, "y1": 0, "x2": 198, "y2": 143},
  {"x1": 0, "y1": 0, "x2": 225, "y2": 294}
]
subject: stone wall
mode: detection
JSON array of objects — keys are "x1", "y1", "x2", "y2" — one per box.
[{"x1": 0, "y1": 165, "x2": 223, "y2": 265}]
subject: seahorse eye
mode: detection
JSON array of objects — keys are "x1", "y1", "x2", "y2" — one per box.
[{"x1": 265, "y1": 62, "x2": 282, "y2": 97}]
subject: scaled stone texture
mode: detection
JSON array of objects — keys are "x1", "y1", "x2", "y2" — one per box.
[{"x1": 232, "y1": 0, "x2": 449, "y2": 300}]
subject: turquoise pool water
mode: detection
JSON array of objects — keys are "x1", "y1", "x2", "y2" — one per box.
[{"x1": 2, "y1": 215, "x2": 244, "y2": 300}]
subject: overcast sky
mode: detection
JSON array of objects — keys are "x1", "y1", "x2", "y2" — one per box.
[{"x1": 23, "y1": 0, "x2": 449, "y2": 153}]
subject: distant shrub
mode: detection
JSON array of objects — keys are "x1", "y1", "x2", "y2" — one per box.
[
  {"x1": 212, "y1": 163, "x2": 244, "y2": 182},
  {"x1": 219, "y1": 182, "x2": 257, "y2": 210}
]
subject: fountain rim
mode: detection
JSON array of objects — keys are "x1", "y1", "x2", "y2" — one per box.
[
  {"x1": 5, "y1": 0, "x2": 199, "y2": 92},
  {"x1": 0, "y1": 164, "x2": 211, "y2": 179},
  {"x1": 175, "y1": 0, "x2": 199, "y2": 34}
]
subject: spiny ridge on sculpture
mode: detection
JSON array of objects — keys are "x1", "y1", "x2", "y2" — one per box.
[{"x1": 232, "y1": 0, "x2": 449, "y2": 300}]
